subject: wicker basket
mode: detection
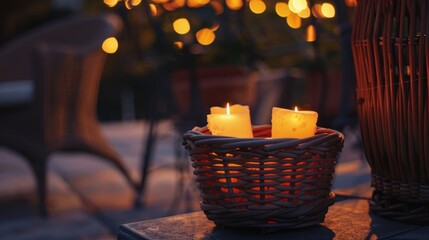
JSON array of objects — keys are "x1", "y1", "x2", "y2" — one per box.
[
  {"x1": 352, "y1": 0, "x2": 429, "y2": 224},
  {"x1": 183, "y1": 125, "x2": 344, "y2": 231}
]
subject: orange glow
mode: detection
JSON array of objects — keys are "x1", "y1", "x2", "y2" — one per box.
[
  {"x1": 298, "y1": 7, "x2": 310, "y2": 18},
  {"x1": 226, "y1": 0, "x2": 243, "y2": 11},
  {"x1": 286, "y1": 13, "x2": 301, "y2": 29},
  {"x1": 124, "y1": 0, "x2": 132, "y2": 9},
  {"x1": 102, "y1": 37, "x2": 118, "y2": 54},
  {"x1": 211, "y1": 0, "x2": 224, "y2": 14},
  {"x1": 174, "y1": 41, "x2": 184, "y2": 49},
  {"x1": 103, "y1": 0, "x2": 118, "y2": 7},
  {"x1": 130, "y1": 0, "x2": 142, "y2": 6},
  {"x1": 187, "y1": 0, "x2": 210, "y2": 8},
  {"x1": 306, "y1": 25, "x2": 316, "y2": 42},
  {"x1": 173, "y1": 18, "x2": 191, "y2": 35},
  {"x1": 345, "y1": 0, "x2": 357, "y2": 7},
  {"x1": 275, "y1": 2, "x2": 291, "y2": 17},
  {"x1": 226, "y1": 103, "x2": 231, "y2": 115},
  {"x1": 211, "y1": 23, "x2": 220, "y2": 31},
  {"x1": 290, "y1": 0, "x2": 307, "y2": 12},
  {"x1": 311, "y1": 4, "x2": 323, "y2": 18},
  {"x1": 294, "y1": 106, "x2": 298, "y2": 112},
  {"x1": 249, "y1": 0, "x2": 266, "y2": 14},
  {"x1": 152, "y1": 0, "x2": 169, "y2": 3},
  {"x1": 163, "y1": 0, "x2": 185, "y2": 11},
  {"x1": 321, "y1": 3, "x2": 335, "y2": 18},
  {"x1": 196, "y1": 28, "x2": 215, "y2": 45},
  {"x1": 149, "y1": 4, "x2": 158, "y2": 16}
]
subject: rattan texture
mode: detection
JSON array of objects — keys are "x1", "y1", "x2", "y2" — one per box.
[
  {"x1": 183, "y1": 125, "x2": 344, "y2": 230},
  {"x1": 352, "y1": 0, "x2": 429, "y2": 224}
]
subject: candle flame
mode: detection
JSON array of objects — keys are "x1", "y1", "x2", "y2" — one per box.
[
  {"x1": 226, "y1": 103, "x2": 230, "y2": 115},
  {"x1": 294, "y1": 106, "x2": 298, "y2": 112}
]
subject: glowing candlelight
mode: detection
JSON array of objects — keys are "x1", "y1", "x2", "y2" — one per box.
[
  {"x1": 207, "y1": 103, "x2": 253, "y2": 138},
  {"x1": 271, "y1": 106, "x2": 318, "y2": 138}
]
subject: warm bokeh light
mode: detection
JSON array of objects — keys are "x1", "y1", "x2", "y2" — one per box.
[
  {"x1": 124, "y1": 0, "x2": 132, "y2": 9},
  {"x1": 306, "y1": 25, "x2": 316, "y2": 42},
  {"x1": 249, "y1": 0, "x2": 266, "y2": 14},
  {"x1": 290, "y1": 0, "x2": 308, "y2": 12},
  {"x1": 102, "y1": 37, "x2": 118, "y2": 54},
  {"x1": 103, "y1": 0, "x2": 118, "y2": 7},
  {"x1": 286, "y1": 13, "x2": 301, "y2": 29},
  {"x1": 196, "y1": 28, "x2": 216, "y2": 45},
  {"x1": 163, "y1": 0, "x2": 185, "y2": 11},
  {"x1": 149, "y1": 4, "x2": 158, "y2": 16},
  {"x1": 288, "y1": 1, "x2": 299, "y2": 13},
  {"x1": 226, "y1": 0, "x2": 243, "y2": 11},
  {"x1": 211, "y1": 0, "x2": 224, "y2": 14},
  {"x1": 174, "y1": 41, "x2": 184, "y2": 49},
  {"x1": 152, "y1": 0, "x2": 169, "y2": 3},
  {"x1": 211, "y1": 23, "x2": 220, "y2": 31},
  {"x1": 311, "y1": 4, "x2": 323, "y2": 18},
  {"x1": 173, "y1": 18, "x2": 191, "y2": 35},
  {"x1": 345, "y1": 0, "x2": 357, "y2": 7},
  {"x1": 187, "y1": 0, "x2": 210, "y2": 8},
  {"x1": 130, "y1": 0, "x2": 142, "y2": 6},
  {"x1": 297, "y1": 7, "x2": 310, "y2": 18},
  {"x1": 275, "y1": 2, "x2": 291, "y2": 17},
  {"x1": 321, "y1": 3, "x2": 335, "y2": 18}
]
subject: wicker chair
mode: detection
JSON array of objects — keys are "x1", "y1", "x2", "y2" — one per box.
[{"x1": 0, "y1": 13, "x2": 136, "y2": 216}]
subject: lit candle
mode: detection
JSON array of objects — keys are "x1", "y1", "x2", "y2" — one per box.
[
  {"x1": 271, "y1": 106, "x2": 318, "y2": 138},
  {"x1": 207, "y1": 103, "x2": 253, "y2": 138}
]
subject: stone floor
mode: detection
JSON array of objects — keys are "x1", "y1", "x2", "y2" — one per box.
[
  {"x1": 0, "y1": 121, "x2": 394, "y2": 239},
  {"x1": 0, "y1": 120, "x2": 202, "y2": 240}
]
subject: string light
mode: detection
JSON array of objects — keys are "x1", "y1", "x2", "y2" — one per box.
[
  {"x1": 297, "y1": 7, "x2": 310, "y2": 18},
  {"x1": 321, "y1": 3, "x2": 335, "y2": 18},
  {"x1": 173, "y1": 18, "x2": 191, "y2": 35},
  {"x1": 306, "y1": 25, "x2": 316, "y2": 42},
  {"x1": 249, "y1": 0, "x2": 266, "y2": 14},
  {"x1": 275, "y1": 2, "x2": 291, "y2": 18},
  {"x1": 103, "y1": 0, "x2": 118, "y2": 7},
  {"x1": 226, "y1": 0, "x2": 243, "y2": 11},
  {"x1": 286, "y1": 13, "x2": 301, "y2": 29},
  {"x1": 102, "y1": 37, "x2": 119, "y2": 54},
  {"x1": 196, "y1": 28, "x2": 216, "y2": 45}
]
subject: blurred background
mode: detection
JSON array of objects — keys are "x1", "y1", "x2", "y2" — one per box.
[
  {"x1": 1, "y1": 0, "x2": 358, "y2": 127},
  {"x1": 0, "y1": 0, "x2": 363, "y2": 239}
]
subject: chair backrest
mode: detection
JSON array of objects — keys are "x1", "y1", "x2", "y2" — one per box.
[
  {"x1": 0, "y1": 13, "x2": 123, "y2": 145},
  {"x1": 0, "y1": 13, "x2": 122, "y2": 82}
]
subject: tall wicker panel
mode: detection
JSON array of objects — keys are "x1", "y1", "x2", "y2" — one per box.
[
  {"x1": 183, "y1": 125, "x2": 344, "y2": 231},
  {"x1": 352, "y1": 0, "x2": 429, "y2": 224}
]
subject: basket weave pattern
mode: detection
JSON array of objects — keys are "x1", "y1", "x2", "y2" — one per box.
[
  {"x1": 183, "y1": 125, "x2": 344, "y2": 230},
  {"x1": 352, "y1": 0, "x2": 429, "y2": 223}
]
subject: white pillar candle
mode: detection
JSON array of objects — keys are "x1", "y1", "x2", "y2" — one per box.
[
  {"x1": 271, "y1": 106, "x2": 318, "y2": 138},
  {"x1": 207, "y1": 103, "x2": 253, "y2": 138}
]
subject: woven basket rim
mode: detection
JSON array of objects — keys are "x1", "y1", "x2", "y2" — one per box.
[{"x1": 188, "y1": 125, "x2": 344, "y2": 140}]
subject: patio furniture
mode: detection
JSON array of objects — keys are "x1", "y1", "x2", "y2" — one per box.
[
  {"x1": 0, "y1": 13, "x2": 136, "y2": 216},
  {"x1": 352, "y1": 0, "x2": 429, "y2": 223}
]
